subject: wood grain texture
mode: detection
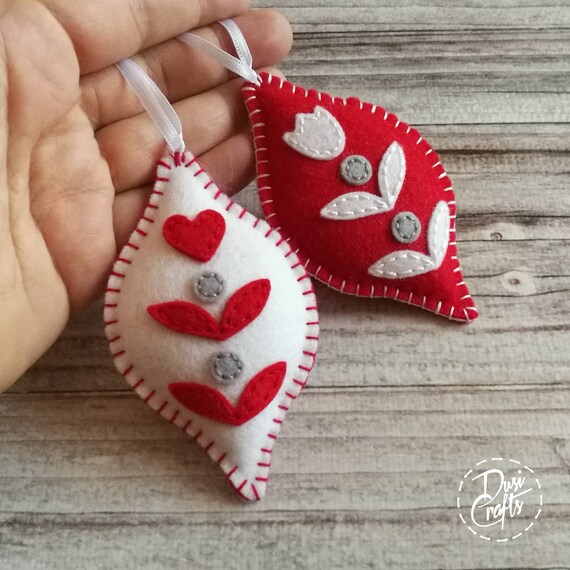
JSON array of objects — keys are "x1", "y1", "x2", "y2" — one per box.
[{"x1": 1, "y1": 1, "x2": 570, "y2": 568}]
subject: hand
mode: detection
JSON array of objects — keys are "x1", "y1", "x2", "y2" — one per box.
[{"x1": 0, "y1": 0, "x2": 292, "y2": 390}]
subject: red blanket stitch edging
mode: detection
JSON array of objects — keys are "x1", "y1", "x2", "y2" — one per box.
[{"x1": 103, "y1": 151, "x2": 319, "y2": 501}]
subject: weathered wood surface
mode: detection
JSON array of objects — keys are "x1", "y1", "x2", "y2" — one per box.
[{"x1": 1, "y1": 1, "x2": 570, "y2": 568}]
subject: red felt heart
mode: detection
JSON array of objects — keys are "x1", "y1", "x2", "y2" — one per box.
[
  {"x1": 242, "y1": 73, "x2": 478, "y2": 322},
  {"x1": 147, "y1": 279, "x2": 271, "y2": 340},
  {"x1": 163, "y1": 210, "x2": 225, "y2": 262},
  {"x1": 168, "y1": 361, "x2": 287, "y2": 425}
]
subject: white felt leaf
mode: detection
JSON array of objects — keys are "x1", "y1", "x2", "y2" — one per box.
[
  {"x1": 427, "y1": 200, "x2": 450, "y2": 267},
  {"x1": 368, "y1": 251, "x2": 436, "y2": 279},
  {"x1": 320, "y1": 192, "x2": 390, "y2": 220},
  {"x1": 283, "y1": 105, "x2": 346, "y2": 160},
  {"x1": 378, "y1": 141, "x2": 405, "y2": 210},
  {"x1": 368, "y1": 200, "x2": 451, "y2": 279}
]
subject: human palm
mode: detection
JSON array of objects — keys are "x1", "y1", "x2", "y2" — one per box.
[{"x1": 0, "y1": 0, "x2": 291, "y2": 389}]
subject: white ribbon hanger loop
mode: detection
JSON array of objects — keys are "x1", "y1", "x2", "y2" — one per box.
[
  {"x1": 178, "y1": 19, "x2": 260, "y2": 86},
  {"x1": 116, "y1": 58, "x2": 185, "y2": 154}
]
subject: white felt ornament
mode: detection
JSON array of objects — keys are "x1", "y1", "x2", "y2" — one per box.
[{"x1": 105, "y1": 61, "x2": 318, "y2": 500}]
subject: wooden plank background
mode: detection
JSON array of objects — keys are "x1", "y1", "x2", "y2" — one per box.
[{"x1": 1, "y1": 1, "x2": 569, "y2": 568}]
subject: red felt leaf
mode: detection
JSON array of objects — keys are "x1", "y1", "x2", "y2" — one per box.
[
  {"x1": 220, "y1": 279, "x2": 271, "y2": 338},
  {"x1": 147, "y1": 301, "x2": 220, "y2": 339},
  {"x1": 147, "y1": 279, "x2": 271, "y2": 341},
  {"x1": 163, "y1": 210, "x2": 225, "y2": 262},
  {"x1": 168, "y1": 361, "x2": 287, "y2": 426}
]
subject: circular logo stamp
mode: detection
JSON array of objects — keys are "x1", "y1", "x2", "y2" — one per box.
[{"x1": 456, "y1": 458, "x2": 543, "y2": 542}]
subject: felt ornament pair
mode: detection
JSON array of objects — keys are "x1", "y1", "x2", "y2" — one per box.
[{"x1": 104, "y1": 20, "x2": 477, "y2": 501}]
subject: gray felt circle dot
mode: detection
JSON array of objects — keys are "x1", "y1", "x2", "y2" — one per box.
[
  {"x1": 212, "y1": 352, "x2": 244, "y2": 383},
  {"x1": 340, "y1": 155, "x2": 373, "y2": 186},
  {"x1": 195, "y1": 271, "x2": 224, "y2": 302},
  {"x1": 392, "y1": 212, "x2": 421, "y2": 244}
]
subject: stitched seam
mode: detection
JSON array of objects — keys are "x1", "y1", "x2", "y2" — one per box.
[
  {"x1": 285, "y1": 106, "x2": 344, "y2": 158},
  {"x1": 342, "y1": 156, "x2": 371, "y2": 183},
  {"x1": 380, "y1": 142, "x2": 405, "y2": 209},
  {"x1": 195, "y1": 272, "x2": 224, "y2": 299},
  {"x1": 372, "y1": 252, "x2": 435, "y2": 277},
  {"x1": 213, "y1": 352, "x2": 243, "y2": 381},
  {"x1": 393, "y1": 213, "x2": 419, "y2": 242},
  {"x1": 325, "y1": 193, "x2": 389, "y2": 217}
]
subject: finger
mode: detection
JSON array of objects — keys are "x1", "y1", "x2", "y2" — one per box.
[
  {"x1": 98, "y1": 67, "x2": 281, "y2": 193},
  {"x1": 99, "y1": 77, "x2": 247, "y2": 193},
  {"x1": 197, "y1": 130, "x2": 256, "y2": 196},
  {"x1": 43, "y1": 0, "x2": 250, "y2": 74},
  {"x1": 81, "y1": 10, "x2": 292, "y2": 129},
  {"x1": 0, "y1": 0, "x2": 14, "y2": 19},
  {"x1": 113, "y1": 130, "x2": 255, "y2": 248}
]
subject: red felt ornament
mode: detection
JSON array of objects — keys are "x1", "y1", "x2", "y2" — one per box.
[
  {"x1": 180, "y1": 20, "x2": 478, "y2": 322},
  {"x1": 242, "y1": 75, "x2": 478, "y2": 322}
]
